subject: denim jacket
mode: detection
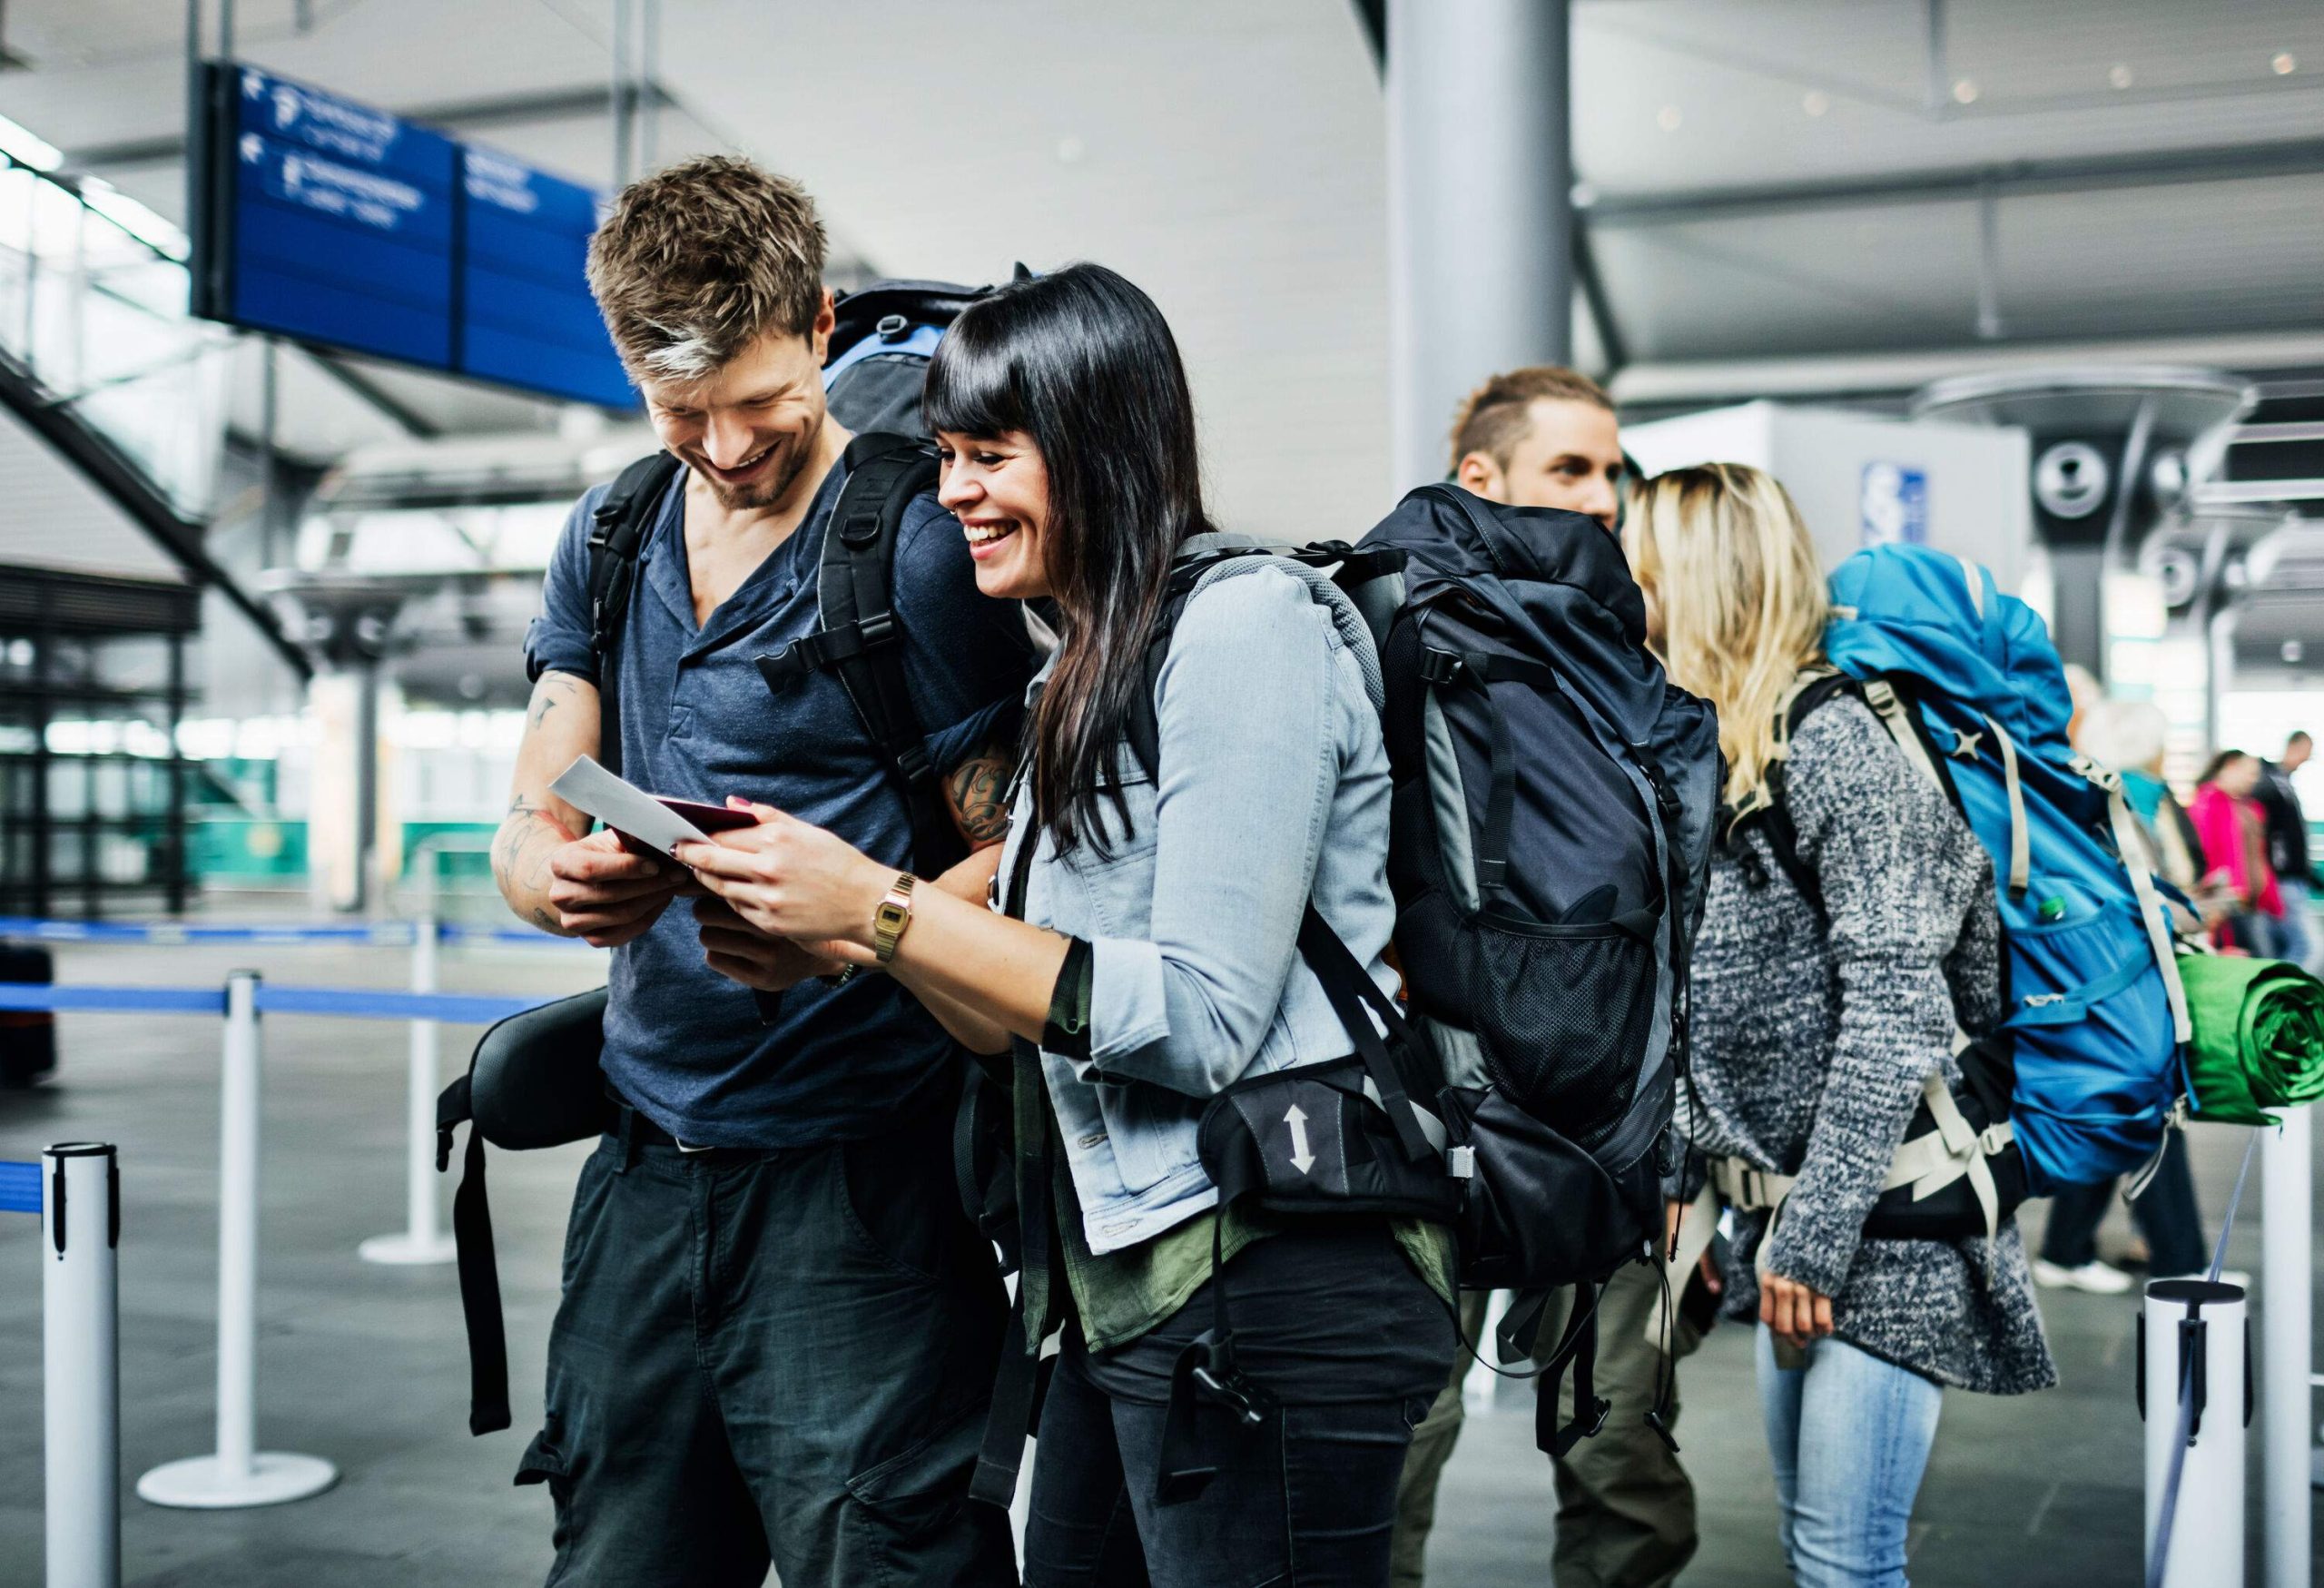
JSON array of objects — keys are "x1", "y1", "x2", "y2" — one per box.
[{"x1": 998, "y1": 538, "x2": 1400, "y2": 1255}]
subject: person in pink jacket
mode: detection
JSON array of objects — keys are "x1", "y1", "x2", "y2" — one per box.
[{"x1": 2190, "y1": 750, "x2": 2284, "y2": 956}]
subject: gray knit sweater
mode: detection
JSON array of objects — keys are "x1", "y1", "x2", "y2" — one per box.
[{"x1": 1687, "y1": 694, "x2": 2056, "y2": 1396}]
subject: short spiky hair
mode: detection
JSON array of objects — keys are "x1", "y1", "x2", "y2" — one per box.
[
  {"x1": 1448, "y1": 365, "x2": 1614, "y2": 475},
  {"x1": 585, "y1": 155, "x2": 826, "y2": 384}
]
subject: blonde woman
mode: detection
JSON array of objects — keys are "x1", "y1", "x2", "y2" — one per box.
[{"x1": 1626, "y1": 465, "x2": 2053, "y2": 1588}]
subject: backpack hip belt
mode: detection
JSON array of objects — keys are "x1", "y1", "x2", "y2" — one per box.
[{"x1": 1710, "y1": 1070, "x2": 2017, "y2": 1242}]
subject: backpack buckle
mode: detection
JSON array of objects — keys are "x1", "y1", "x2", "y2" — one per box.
[
  {"x1": 855, "y1": 610, "x2": 898, "y2": 650},
  {"x1": 876, "y1": 312, "x2": 910, "y2": 341},
  {"x1": 1418, "y1": 646, "x2": 1463, "y2": 685}
]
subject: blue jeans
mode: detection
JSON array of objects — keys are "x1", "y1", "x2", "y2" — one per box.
[
  {"x1": 1755, "y1": 1327, "x2": 1944, "y2": 1588},
  {"x1": 2278, "y1": 881, "x2": 2318, "y2": 973}
]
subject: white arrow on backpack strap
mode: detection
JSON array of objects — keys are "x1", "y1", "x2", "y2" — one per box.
[{"x1": 1285, "y1": 1103, "x2": 1315, "y2": 1175}]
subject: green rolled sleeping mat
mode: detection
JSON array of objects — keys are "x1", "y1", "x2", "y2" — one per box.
[{"x1": 2181, "y1": 952, "x2": 2324, "y2": 1127}]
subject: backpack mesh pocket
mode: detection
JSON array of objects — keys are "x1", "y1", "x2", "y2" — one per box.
[{"x1": 1467, "y1": 918, "x2": 1656, "y2": 1150}]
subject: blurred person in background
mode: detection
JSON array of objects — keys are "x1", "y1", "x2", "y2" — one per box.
[
  {"x1": 1390, "y1": 365, "x2": 1704, "y2": 1588},
  {"x1": 2031, "y1": 700, "x2": 2215, "y2": 1295},
  {"x1": 2256, "y1": 731, "x2": 2317, "y2": 972},
  {"x1": 2190, "y1": 750, "x2": 2284, "y2": 958},
  {"x1": 1626, "y1": 463, "x2": 2053, "y2": 1588}
]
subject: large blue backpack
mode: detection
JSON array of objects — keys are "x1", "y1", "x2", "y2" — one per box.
[{"x1": 1757, "y1": 544, "x2": 2191, "y2": 1206}]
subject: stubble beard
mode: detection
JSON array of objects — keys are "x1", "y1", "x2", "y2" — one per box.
[{"x1": 704, "y1": 410, "x2": 824, "y2": 513}]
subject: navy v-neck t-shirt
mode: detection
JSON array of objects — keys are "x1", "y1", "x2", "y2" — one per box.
[{"x1": 526, "y1": 459, "x2": 1035, "y2": 1148}]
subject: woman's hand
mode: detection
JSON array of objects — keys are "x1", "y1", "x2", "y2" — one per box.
[
  {"x1": 674, "y1": 801, "x2": 897, "y2": 947},
  {"x1": 1760, "y1": 1272, "x2": 1834, "y2": 1352}
]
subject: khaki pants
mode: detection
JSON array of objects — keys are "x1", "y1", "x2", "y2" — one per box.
[{"x1": 1390, "y1": 1265, "x2": 1701, "y2": 1588}]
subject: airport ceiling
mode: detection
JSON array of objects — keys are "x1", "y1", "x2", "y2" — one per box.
[{"x1": 1, "y1": 0, "x2": 2321, "y2": 537}]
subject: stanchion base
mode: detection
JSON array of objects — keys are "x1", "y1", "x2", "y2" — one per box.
[
  {"x1": 137, "y1": 1452, "x2": 338, "y2": 1509},
  {"x1": 358, "y1": 1231, "x2": 458, "y2": 1266}
]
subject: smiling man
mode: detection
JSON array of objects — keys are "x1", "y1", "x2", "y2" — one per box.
[{"x1": 491, "y1": 156, "x2": 1029, "y2": 1588}]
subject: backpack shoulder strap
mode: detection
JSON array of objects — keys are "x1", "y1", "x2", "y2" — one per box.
[
  {"x1": 580, "y1": 452, "x2": 683, "y2": 780},
  {"x1": 1120, "y1": 547, "x2": 1441, "y2": 1165},
  {"x1": 1741, "y1": 670, "x2": 1861, "y2": 919},
  {"x1": 1121, "y1": 546, "x2": 1272, "y2": 782},
  {"x1": 1121, "y1": 542, "x2": 1393, "y2": 782},
  {"x1": 754, "y1": 433, "x2": 955, "y2": 874}
]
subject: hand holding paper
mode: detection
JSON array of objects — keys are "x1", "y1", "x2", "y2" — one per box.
[{"x1": 548, "y1": 755, "x2": 754, "y2": 862}]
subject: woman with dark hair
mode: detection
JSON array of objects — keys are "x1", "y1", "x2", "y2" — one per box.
[
  {"x1": 676, "y1": 261, "x2": 1456, "y2": 1586},
  {"x1": 2190, "y1": 748, "x2": 2284, "y2": 957}
]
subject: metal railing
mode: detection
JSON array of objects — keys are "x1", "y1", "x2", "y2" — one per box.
[{"x1": 0, "y1": 155, "x2": 233, "y2": 522}]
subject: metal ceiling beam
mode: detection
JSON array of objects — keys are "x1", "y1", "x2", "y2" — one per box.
[
  {"x1": 1587, "y1": 135, "x2": 2324, "y2": 227},
  {"x1": 300, "y1": 349, "x2": 439, "y2": 439},
  {"x1": 1571, "y1": 220, "x2": 1628, "y2": 377},
  {"x1": 1352, "y1": 0, "x2": 1385, "y2": 69},
  {"x1": 64, "y1": 82, "x2": 675, "y2": 172}
]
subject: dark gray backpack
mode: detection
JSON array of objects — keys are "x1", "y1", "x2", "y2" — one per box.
[{"x1": 1358, "y1": 485, "x2": 1721, "y2": 1455}]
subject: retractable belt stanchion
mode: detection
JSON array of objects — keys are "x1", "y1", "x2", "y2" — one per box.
[
  {"x1": 41, "y1": 1143, "x2": 121, "y2": 1588},
  {"x1": 137, "y1": 971, "x2": 337, "y2": 1508},
  {"x1": 359, "y1": 866, "x2": 456, "y2": 1267},
  {"x1": 2142, "y1": 1276, "x2": 2250, "y2": 1588},
  {"x1": 2263, "y1": 1108, "x2": 2312, "y2": 1588}
]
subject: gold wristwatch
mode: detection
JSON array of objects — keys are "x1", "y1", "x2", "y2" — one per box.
[{"x1": 872, "y1": 873, "x2": 917, "y2": 964}]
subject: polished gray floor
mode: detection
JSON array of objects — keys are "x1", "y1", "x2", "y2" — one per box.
[{"x1": 0, "y1": 930, "x2": 2316, "y2": 1585}]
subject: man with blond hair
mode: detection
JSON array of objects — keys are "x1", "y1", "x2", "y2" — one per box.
[
  {"x1": 1389, "y1": 366, "x2": 1703, "y2": 1588},
  {"x1": 492, "y1": 155, "x2": 1026, "y2": 1586}
]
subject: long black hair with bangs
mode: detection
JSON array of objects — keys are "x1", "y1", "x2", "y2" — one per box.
[{"x1": 923, "y1": 262, "x2": 1216, "y2": 856}]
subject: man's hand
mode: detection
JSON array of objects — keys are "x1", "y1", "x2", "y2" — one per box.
[
  {"x1": 1759, "y1": 1272, "x2": 1833, "y2": 1352},
  {"x1": 548, "y1": 830, "x2": 682, "y2": 947},
  {"x1": 693, "y1": 897, "x2": 850, "y2": 991}
]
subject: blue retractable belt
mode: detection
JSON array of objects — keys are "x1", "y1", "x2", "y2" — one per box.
[
  {"x1": 0, "y1": 981, "x2": 541, "y2": 1024},
  {"x1": 0, "y1": 1160, "x2": 40, "y2": 1215}
]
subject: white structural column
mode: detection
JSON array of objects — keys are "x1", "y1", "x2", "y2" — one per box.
[
  {"x1": 2263, "y1": 1109, "x2": 2311, "y2": 1588},
  {"x1": 1385, "y1": 0, "x2": 1573, "y2": 495},
  {"x1": 44, "y1": 1142, "x2": 120, "y2": 1588},
  {"x1": 2144, "y1": 1278, "x2": 2249, "y2": 1588},
  {"x1": 138, "y1": 972, "x2": 337, "y2": 1509},
  {"x1": 360, "y1": 870, "x2": 455, "y2": 1265}
]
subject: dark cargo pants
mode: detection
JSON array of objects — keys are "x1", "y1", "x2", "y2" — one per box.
[
  {"x1": 518, "y1": 1110, "x2": 1017, "y2": 1588},
  {"x1": 1390, "y1": 1264, "x2": 1700, "y2": 1588}
]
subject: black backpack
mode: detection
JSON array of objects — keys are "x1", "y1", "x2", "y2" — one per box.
[
  {"x1": 1357, "y1": 486, "x2": 1720, "y2": 1455},
  {"x1": 1115, "y1": 511, "x2": 1718, "y2": 1464},
  {"x1": 434, "y1": 283, "x2": 988, "y2": 1437}
]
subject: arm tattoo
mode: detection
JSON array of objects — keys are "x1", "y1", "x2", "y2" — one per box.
[
  {"x1": 946, "y1": 746, "x2": 1014, "y2": 847},
  {"x1": 526, "y1": 670, "x2": 584, "y2": 732},
  {"x1": 492, "y1": 795, "x2": 566, "y2": 898}
]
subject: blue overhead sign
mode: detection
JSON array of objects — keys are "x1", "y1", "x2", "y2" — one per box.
[{"x1": 191, "y1": 64, "x2": 635, "y2": 409}]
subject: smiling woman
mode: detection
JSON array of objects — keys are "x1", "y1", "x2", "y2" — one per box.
[
  {"x1": 923, "y1": 263, "x2": 1215, "y2": 858},
  {"x1": 677, "y1": 261, "x2": 1457, "y2": 1587}
]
